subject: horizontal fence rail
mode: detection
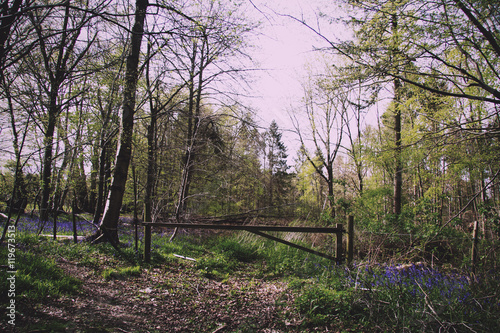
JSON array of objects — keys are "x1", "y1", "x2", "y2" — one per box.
[{"x1": 142, "y1": 222, "x2": 343, "y2": 233}]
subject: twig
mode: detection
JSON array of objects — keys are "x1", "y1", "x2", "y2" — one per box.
[
  {"x1": 376, "y1": 300, "x2": 390, "y2": 305},
  {"x1": 415, "y1": 281, "x2": 444, "y2": 328},
  {"x1": 90, "y1": 233, "x2": 105, "y2": 244},
  {"x1": 211, "y1": 324, "x2": 226, "y2": 333},
  {"x1": 459, "y1": 322, "x2": 478, "y2": 333},
  {"x1": 116, "y1": 328, "x2": 132, "y2": 333}
]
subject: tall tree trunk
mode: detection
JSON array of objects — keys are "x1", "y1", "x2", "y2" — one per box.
[
  {"x1": 40, "y1": 91, "x2": 58, "y2": 222},
  {"x1": 0, "y1": 77, "x2": 30, "y2": 245},
  {"x1": 97, "y1": 0, "x2": 148, "y2": 244},
  {"x1": 393, "y1": 76, "x2": 403, "y2": 217},
  {"x1": 145, "y1": 107, "x2": 156, "y2": 223},
  {"x1": 2, "y1": 70, "x2": 27, "y2": 213},
  {"x1": 34, "y1": 0, "x2": 87, "y2": 222},
  {"x1": 391, "y1": 14, "x2": 403, "y2": 218},
  {"x1": 92, "y1": 131, "x2": 110, "y2": 225},
  {"x1": 89, "y1": 146, "x2": 98, "y2": 213},
  {"x1": 181, "y1": 62, "x2": 204, "y2": 214},
  {"x1": 176, "y1": 37, "x2": 208, "y2": 220},
  {"x1": 172, "y1": 42, "x2": 203, "y2": 242},
  {"x1": 76, "y1": 157, "x2": 89, "y2": 212},
  {"x1": 144, "y1": 41, "x2": 157, "y2": 224},
  {"x1": 327, "y1": 164, "x2": 336, "y2": 219}
]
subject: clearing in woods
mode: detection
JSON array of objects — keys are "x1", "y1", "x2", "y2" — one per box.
[{"x1": 0, "y1": 228, "x2": 307, "y2": 333}]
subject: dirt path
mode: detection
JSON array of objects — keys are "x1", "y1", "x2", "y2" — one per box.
[{"x1": 9, "y1": 260, "x2": 301, "y2": 332}]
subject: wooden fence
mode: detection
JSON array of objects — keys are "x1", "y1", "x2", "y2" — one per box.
[{"x1": 142, "y1": 216, "x2": 354, "y2": 265}]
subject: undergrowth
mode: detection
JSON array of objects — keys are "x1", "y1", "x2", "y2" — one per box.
[{"x1": 1, "y1": 217, "x2": 499, "y2": 332}]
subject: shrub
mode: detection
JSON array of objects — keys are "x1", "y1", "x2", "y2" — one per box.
[
  {"x1": 349, "y1": 264, "x2": 500, "y2": 332},
  {"x1": 295, "y1": 286, "x2": 353, "y2": 326},
  {"x1": 288, "y1": 262, "x2": 499, "y2": 332}
]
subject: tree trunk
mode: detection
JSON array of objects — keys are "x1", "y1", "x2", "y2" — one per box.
[
  {"x1": 145, "y1": 40, "x2": 157, "y2": 224},
  {"x1": 34, "y1": 0, "x2": 88, "y2": 222},
  {"x1": 89, "y1": 146, "x2": 98, "y2": 214},
  {"x1": 40, "y1": 92, "x2": 58, "y2": 222},
  {"x1": 0, "y1": 0, "x2": 22, "y2": 69},
  {"x1": 327, "y1": 164, "x2": 336, "y2": 219},
  {"x1": 392, "y1": 14, "x2": 403, "y2": 218},
  {"x1": 393, "y1": 76, "x2": 403, "y2": 217},
  {"x1": 96, "y1": 0, "x2": 148, "y2": 244},
  {"x1": 145, "y1": 108, "x2": 156, "y2": 223},
  {"x1": 92, "y1": 133, "x2": 109, "y2": 225},
  {"x1": 76, "y1": 157, "x2": 89, "y2": 212}
]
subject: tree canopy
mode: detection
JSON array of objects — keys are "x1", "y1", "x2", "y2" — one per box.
[{"x1": 0, "y1": 0, "x2": 498, "y2": 245}]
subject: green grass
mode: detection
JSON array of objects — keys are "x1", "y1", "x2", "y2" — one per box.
[
  {"x1": 2, "y1": 227, "x2": 499, "y2": 332},
  {"x1": 102, "y1": 265, "x2": 141, "y2": 280},
  {"x1": 295, "y1": 286, "x2": 355, "y2": 327},
  {"x1": 0, "y1": 245, "x2": 82, "y2": 304}
]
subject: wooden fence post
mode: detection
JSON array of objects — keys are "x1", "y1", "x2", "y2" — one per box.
[
  {"x1": 144, "y1": 224, "x2": 151, "y2": 263},
  {"x1": 347, "y1": 216, "x2": 354, "y2": 266},
  {"x1": 336, "y1": 223, "x2": 343, "y2": 265}
]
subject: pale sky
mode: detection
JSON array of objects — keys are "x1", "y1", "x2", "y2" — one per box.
[
  {"x1": 248, "y1": 0, "x2": 327, "y2": 120},
  {"x1": 245, "y1": 0, "x2": 348, "y2": 164},
  {"x1": 0, "y1": 0, "x2": 351, "y2": 171}
]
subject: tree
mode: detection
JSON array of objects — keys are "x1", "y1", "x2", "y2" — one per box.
[
  {"x1": 342, "y1": 0, "x2": 500, "y2": 228},
  {"x1": 0, "y1": 56, "x2": 31, "y2": 215},
  {"x1": 142, "y1": 35, "x2": 189, "y2": 224},
  {"x1": 341, "y1": 0, "x2": 410, "y2": 219},
  {"x1": 156, "y1": 0, "x2": 256, "y2": 221},
  {"x1": 212, "y1": 113, "x2": 265, "y2": 215},
  {"x1": 88, "y1": 49, "x2": 123, "y2": 225},
  {"x1": 96, "y1": 0, "x2": 148, "y2": 244},
  {"x1": 18, "y1": 0, "x2": 100, "y2": 222},
  {"x1": 0, "y1": 0, "x2": 33, "y2": 72},
  {"x1": 390, "y1": 11, "x2": 404, "y2": 217},
  {"x1": 264, "y1": 120, "x2": 289, "y2": 211},
  {"x1": 294, "y1": 145, "x2": 324, "y2": 217},
  {"x1": 292, "y1": 60, "x2": 348, "y2": 220},
  {"x1": 287, "y1": 0, "x2": 500, "y2": 225},
  {"x1": 342, "y1": 76, "x2": 375, "y2": 196}
]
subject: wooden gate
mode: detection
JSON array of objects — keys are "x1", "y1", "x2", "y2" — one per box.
[{"x1": 142, "y1": 216, "x2": 354, "y2": 265}]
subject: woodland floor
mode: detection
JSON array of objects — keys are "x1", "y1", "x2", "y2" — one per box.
[{"x1": 2, "y1": 248, "x2": 306, "y2": 333}]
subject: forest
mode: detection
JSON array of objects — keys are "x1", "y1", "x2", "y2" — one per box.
[{"x1": 0, "y1": 0, "x2": 499, "y2": 332}]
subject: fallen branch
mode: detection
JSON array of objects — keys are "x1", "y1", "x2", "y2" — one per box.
[
  {"x1": 211, "y1": 324, "x2": 226, "y2": 333},
  {"x1": 416, "y1": 281, "x2": 444, "y2": 328},
  {"x1": 173, "y1": 254, "x2": 196, "y2": 261}
]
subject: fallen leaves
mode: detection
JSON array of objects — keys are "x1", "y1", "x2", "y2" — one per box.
[{"x1": 13, "y1": 259, "x2": 299, "y2": 332}]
